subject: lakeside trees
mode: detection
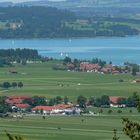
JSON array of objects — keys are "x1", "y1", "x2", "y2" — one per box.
[
  {"x1": 0, "y1": 7, "x2": 138, "y2": 38},
  {"x1": 0, "y1": 48, "x2": 43, "y2": 67}
]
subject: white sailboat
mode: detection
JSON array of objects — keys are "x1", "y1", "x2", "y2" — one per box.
[{"x1": 60, "y1": 52, "x2": 63, "y2": 56}]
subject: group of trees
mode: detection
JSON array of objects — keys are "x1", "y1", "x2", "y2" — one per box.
[
  {"x1": 124, "y1": 62, "x2": 140, "y2": 76},
  {"x1": 0, "y1": 96, "x2": 11, "y2": 114},
  {"x1": 23, "y1": 96, "x2": 69, "y2": 107},
  {"x1": 0, "y1": 48, "x2": 42, "y2": 67},
  {"x1": 23, "y1": 96, "x2": 47, "y2": 107},
  {"x1": 0, "y1": 6, "x2": 76, "y2": 38},
  {"x1": 1, "y1": 81, "x2": 23, "y2": 89},
  {"x1": 48, "y1": 96, "x2": 69, "y2": 106},
  {"x1": 0, "y1": 7, "x2": 138, "y2": 38},
  {"x1": 77, "y1": 94, "x2": 139, "y2": 108}
]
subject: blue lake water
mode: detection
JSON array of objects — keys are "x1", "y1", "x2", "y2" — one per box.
[{"x1": 0, "y1": 36, "x2": 140, "y2": 65}]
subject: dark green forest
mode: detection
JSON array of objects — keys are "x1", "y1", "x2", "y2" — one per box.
[
  {"x1": 0, "y1": 48, "x2": 42, "y2": 67},
  {"x1": 0, "y1": 6, "x2": 139, "y2": 38}
]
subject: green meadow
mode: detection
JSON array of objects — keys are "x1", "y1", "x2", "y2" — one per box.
[
  {"x1": 0, "y1": 62, "x2": 140, "y2": 140},
  {"x1": 0, "y1": 62, "x2": 139, "y2": 101},
  {"x1": 0, "y1": 115, "x2": 140, "y2": 140}
]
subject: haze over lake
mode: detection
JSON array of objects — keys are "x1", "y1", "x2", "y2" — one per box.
[{"x1": 1, "y1": 36, "x2": 140, "y2": 65}]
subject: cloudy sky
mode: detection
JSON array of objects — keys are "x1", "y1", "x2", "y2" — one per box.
[
  {"x1": 0, "y1": 0, "x2": 65, "y2": 2},
  {"x1": 0, "y1": 0, "x2": 39, "y2": 2}
]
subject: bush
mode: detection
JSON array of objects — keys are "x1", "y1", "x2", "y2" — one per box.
[
  {"x1": 119, "y1": 79, "x2": 124, "y2": 82},
  {"x1": 108, "y1": 109, "x2": 113, "y2": 114},
  {"x1": 117, "y1": 110, "x2": 122, "y2": 113}
]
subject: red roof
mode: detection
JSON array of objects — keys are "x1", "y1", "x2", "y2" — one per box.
[
  {"x1": 15, "y1": 104, "x2": 29, "y2": 108},
  {"x1": 80, "y1": 63, "x2": 101, "y2": 71},
  {"x1": 6, "y1": 99, "x2": 22, "y2": 104},
  {"x1": 109, "y1": 96, "x2": 121, "y2": 104},
  {"x1": 7, "y1": 96, "x2": 31, "y2": 100},
  {"x1": 32, "y1": 104, "x2": 74, "y2": 111}
]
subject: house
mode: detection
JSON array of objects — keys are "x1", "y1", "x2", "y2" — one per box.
[
  {"x1": 6, "y1": 96, "x2": 31, "y2": 105},
  {"x1": 112, "y1": 70, "x2": 120, "y2": 75},
  {"x1": 101, "y1": 64, "x2": 114, "y2": 74},
  {"x1": 15, "y1": 104, "x2": 29, "y2": 108},
  {"x1": 32, "y1": 104, "x2": 74, "y2": 114},
  {"x1": 7, "y1": 96, "x2": 31, "y2": 100},
  {"x1": 6, "y1": 98, "x2": 22, "y2": 105},
  {"x1": 80, "y1": 62, "x2": 101, "y2": 72},
  {"x1": 14, "y1": 104, "x2": 30, "y2": 111},
  {"x1": 109, "y1": 96, "x2": 126, "y2": 108}
]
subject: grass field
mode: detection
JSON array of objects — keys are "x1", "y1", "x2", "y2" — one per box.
[
  {"x1": 0, "y1": 62, "x2": 139, "y2": 101},
  {"x1": 0, "y1": 62, "x2": 140, "y2": 140},
  {"x1": 1, "y1": 115, "x2": 140, "y2": 140}
]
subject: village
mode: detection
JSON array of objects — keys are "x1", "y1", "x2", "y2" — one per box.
[
  {"x1": 0, "y1": 94, "x2": 137, "y2": 118},
  {"x1": 53, "y1": 57, "x2": 140, "y2": 76}
]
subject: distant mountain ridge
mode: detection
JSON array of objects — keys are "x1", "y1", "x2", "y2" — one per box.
[
  {"x1": 21, "y1": 0, "x2": 140, "y2": 7},
  {"x1": 1, "y1": 0, "x2": 140, "y2": 7},
  {"x1": 0, "y1": 0, "x2": 140, "y2": 17}
]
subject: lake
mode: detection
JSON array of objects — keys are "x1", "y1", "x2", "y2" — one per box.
[{"x1": 0, "y1": 36, "x2": 140, "y2": 65}]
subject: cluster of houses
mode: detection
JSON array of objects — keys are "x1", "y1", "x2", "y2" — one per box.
[
  {"x1": 6, "y1": 96, "x2": 31, "y2": 110},
  {"x1": 3, "y1": 95, "x2": 128, "y2": 116},
  {"x1": 5, "y1": 95, "x2": 81, "y2": 115},
  {"x1": 32, "y1": 104, "x2": 81, "y2": 115},
  {"x1": 79, "y1": 62, "x2": 123, "y2": 74}
]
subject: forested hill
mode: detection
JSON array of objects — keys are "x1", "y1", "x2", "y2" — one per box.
[
  {"x1": 0, "y1": 6, "x2": 76, "y2": 38},
  {"x1": 0, "y1": 6, "x2": 139, "y2": 38}
]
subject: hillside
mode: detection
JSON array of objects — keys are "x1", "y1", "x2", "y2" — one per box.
[
  {"x1": 0, "y1": 6, "x2": 139, "y2": 38},
  {"x1": 1, "y1": 1, "x2": 140, "y2": 18},
  {"x1": 20, "y1": 0, "x2": 140, "y2": 8},
  {"x1": 8, "y1": 0, "x2": 139, "y2": 18}
]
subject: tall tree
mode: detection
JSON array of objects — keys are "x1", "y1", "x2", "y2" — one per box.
[{"x1": 77, "y1": 95, "x2": 87, "y2": 108}]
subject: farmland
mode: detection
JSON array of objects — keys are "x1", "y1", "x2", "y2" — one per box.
[
  {"x1": 0, "y1": 61, "x2": 139, "y2": 101},
  {"x1": 0, "y1": 62, "x2": 140, "y2": 140},
  {"x1": 1, "y1": 115, "x2": 140, "y2": 140}
]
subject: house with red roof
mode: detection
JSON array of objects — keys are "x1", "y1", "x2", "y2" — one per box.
[
  {"x1": 80, "y1": 62, "x2": 101, "y2": 72},
  {"x1": 6, "y1": 98, "x2": 22, "y2": 105},
  {"x1": 109, "y1": 96, "x2": 126, "y2": 108},
  {"x1": 32, "y1": 104, "x2": 74, "y2": 114},
  {"x1": 6, "y1": 96, "x2": 31, "y2": 105},
  {"x1": 15, "y1": 104, "x2": 29, "y2": 108},
  {"x1": 12, "y1": 104, "x2": 30, "y2": 111},
  {"x1": 7, "y1": 96, "x2": 31, "y2": 100}
]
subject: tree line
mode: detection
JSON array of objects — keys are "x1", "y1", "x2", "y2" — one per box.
[
  {"x1": 1, "y1": 81, "x2": 23, "y2": 89},
  {"x1": 77, "y1": 93, "x2": 138, "y2": 108},
  {"x1": 0, "y1": 48, "x2": 46, "y2": 67},
  {"x1": 0, "y1": 6, "x2": 138, "y2": 38}
]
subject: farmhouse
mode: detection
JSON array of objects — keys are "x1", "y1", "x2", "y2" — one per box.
[
  {"x1": 109, "y1": 96, "x2": 126, "y2": 108},
  {"x1": 6, "y1": 96, "x2": 31, "y2": 105},
  {"x1": 14, "y1": 104, "x2": 30, "y2": 111},
  {"x1": 101, "y1": 64, "x2": 114, "y2": 73},
  {"x1": 32, "y1": 104, "x2": 75, "y2": 114},
  {"x1": 80, "y1": 62, "x2": 101, "y2": 72}
]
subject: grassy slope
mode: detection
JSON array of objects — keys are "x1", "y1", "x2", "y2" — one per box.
[
  {"x1": 0, "y1": 107, "x2": 139, "y2": 140},
  {"x1": 0, "y1": 62, "x2": 140, "y2": 140},
  {"x1": 1, "y1": 115, "x2": 140, "y2": 140},
  {"x1": 0, "y1": 62, "x2": 138, "y2": 101}
]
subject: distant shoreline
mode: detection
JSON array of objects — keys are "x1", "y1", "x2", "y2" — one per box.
[{"x1": 0, "y1": 35, "x2": 139, "y2": 40}]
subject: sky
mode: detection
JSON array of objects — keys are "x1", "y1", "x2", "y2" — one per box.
[
  {"x1": 0, "y1": 0, "x2": 40, "y2": 3},
  {"x1": 0, "y1": 0, "x2": 64, "y2": 3}
]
